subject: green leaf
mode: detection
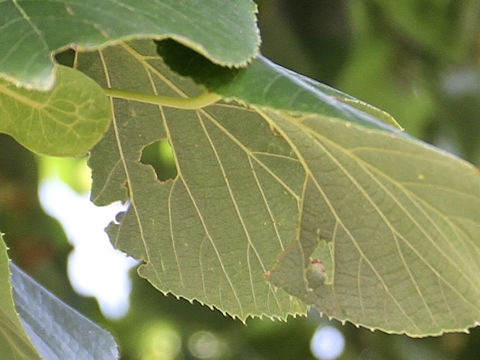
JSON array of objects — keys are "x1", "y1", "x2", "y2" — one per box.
[
  {"x1": 155, "y1": 43, "x2": 480, "y2": 335},
  {"x1": 156, "y1": 39, "x2": 403, "y2": 131},
  {"x1": 264, "y1": 109, "x2": 480, "y2": 336},
  {"x1": 0, "y1": 233, "x2": 41, "y2": 360},
  {"x1": 10, "y1": 262, "x2": 119, "y2": 360},
  {"x1": 78, "y1": 40, "x2": 480, "y2": 335},
  {"x1": 76, "y1": 41, "x2": 307, "y2": 320},
  {"x1": 0, "y1": 0, "x2": 259, "y2": 90},
  {"x1": 0, "y1": 65, "x2": 111, "y2": 156}
]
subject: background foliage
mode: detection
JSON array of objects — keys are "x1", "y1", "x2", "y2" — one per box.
[{"x1": 1, "y1": 0, "x2": 480, "y2": 359}]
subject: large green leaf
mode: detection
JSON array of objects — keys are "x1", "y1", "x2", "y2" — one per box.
[
  {"x1": 264, "y1": 109, "x2": 480, "y2": 336},
  {"x1": 0, "y1": 0, "x2": 259, "y2": 90},
  {"x1": 10, "y1": 262, "x2": 119, "y2": 360},
  {"x1": 76, "y1": 41, "x2": 307, "y2": 320},
  {"x1": 77, "y1": 40, "x2": 480, "y2": 335},
  {"x1": 0, "y1": 65, "x2": 111, "y2": 156},
  {"x1": 0, "y1": 233, "x2": 41, "y2": 360}
]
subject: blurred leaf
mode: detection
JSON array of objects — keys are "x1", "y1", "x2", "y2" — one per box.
[
  {"x1": 37, "y1": 155, "x2": 91, "y2": 193},
  {"x1": 438, "y1": 67, "x2": 480, "y2": 163},
  {"x1": 10, "y1": 262, "x2": 119, "y2": 360},
  {"x1": 369, "y1": 0, "x2": 456, "y2": 55},
  {"x1": 336, "y1": 37, "x2": 435, "y2": 137},
  {"x1": 392, "y1": 335, "x2": 454, "y2": 360},
  {"x1": 0, "y1": 65, "x2": 111, "y2": 156},
  {"x1": 0, "y1": 233, "x2": 40, "y2": 360},
  {"x1": 0, "y1": 0, "x2": 259, "y2": 90}
]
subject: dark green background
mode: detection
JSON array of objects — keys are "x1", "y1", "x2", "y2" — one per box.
[{"x1": 1, "y1": 0, "x2": 479, "y2": 359}]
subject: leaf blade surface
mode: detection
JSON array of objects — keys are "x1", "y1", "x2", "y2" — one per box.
[
  {"x1": 79, "y1": 40, "x2": 480, "y2": 335},
  {"x1": 78, "y1": 41, "x2": 307, "y2": 320},
  {"x1": 155, "y1": 41, "x2": 480, "y2": 335},
  {"x1": 263, "y1": 110, "x2": 480, "y2": 336},
  {"x1": 0, "y1": 0, "x2": 259, "y2": 89}
]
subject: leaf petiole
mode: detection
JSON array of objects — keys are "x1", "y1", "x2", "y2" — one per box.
[{"x1": 102, "y1": 87, "x2": 221, "y2": 109}]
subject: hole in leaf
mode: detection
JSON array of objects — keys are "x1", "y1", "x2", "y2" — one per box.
[
  {"x1": 55, "y1": 49, "x2": 76, "y2": 67},
  {"x1": 140, "y1": 139, "x2": 177, "y2": 181}
]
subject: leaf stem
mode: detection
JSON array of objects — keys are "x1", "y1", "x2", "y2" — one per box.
[{"x1": 102, "y1": 88, "x2": 221, "y2": 109}]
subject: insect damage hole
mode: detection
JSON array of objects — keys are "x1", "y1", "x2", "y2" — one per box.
[{"x1": 140, "y1": 139, "x2": 177, "y2": 181}]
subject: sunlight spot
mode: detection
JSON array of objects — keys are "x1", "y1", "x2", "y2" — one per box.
[
  {"x1": 188, "y1": 331, "x2": 226, "y2": 359},
  {"x1": 38, "y1": 178, "x2": 137, "y2": 319},
  {"x1": 310, "y1": 326, "x2": 345, "y2": 360},
  {"x1": 141, "y1": 323, "x2": 181, "y2": 360}
]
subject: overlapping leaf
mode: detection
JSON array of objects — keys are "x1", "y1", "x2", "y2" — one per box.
[
  {"x1": 0, "y1": 0, "x2": 259, "y2": 90},
  {"x1": 76, "y1": 41, "x2": 307, "y2": 320},
  {"x1": 156, "y1": 39, "x2": 402, "y2": 131},
  {"x1": 77, "y1": 39, "x2": 480, "y2": 334},
  {"x1": 0, "y1": 65, "x2": 111, "y2": 156},
  {"x1": 0, "y1": 233, "x2": 40, "y2": 359}
]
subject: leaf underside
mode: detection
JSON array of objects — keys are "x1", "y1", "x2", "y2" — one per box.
[
  {"x1": 264, "y1": 109, "x2": 480, "y2": 336},
  {"x1": 156, "y1": 41, "x2": 480, "y2": 335},
  {"x1": 77, "y1": 41, "x2": 307, "y2": 320},
  {"x1": 0, "y1": 0, "x2": 259, "y2": 90},
  {"x1": 78, "y1": 40, "x2": 480, "y2": 335}
]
